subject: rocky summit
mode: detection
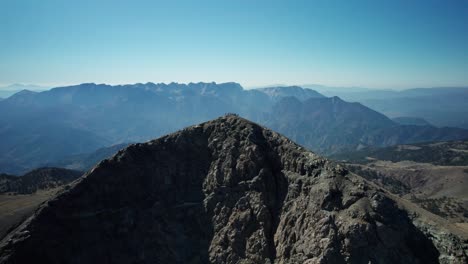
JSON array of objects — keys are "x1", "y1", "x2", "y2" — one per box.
[{"x1": 0, "y1": 115, "x2": 466, "y2": 263}]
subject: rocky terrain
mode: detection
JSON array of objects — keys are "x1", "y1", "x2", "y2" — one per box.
[
  {"x1": 334, "y1": 141, "x2": 468, "y2": 223},
  {"x1": 0, "y1": 116, "x2": 466, "y2": 263}
]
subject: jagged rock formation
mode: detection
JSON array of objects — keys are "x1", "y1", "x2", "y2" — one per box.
[{"x1": 0, "y1": 116, "x2": 466, "y2": 263}]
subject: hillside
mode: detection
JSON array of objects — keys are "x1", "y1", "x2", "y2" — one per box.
[
  {"x1": 256, "y1": 86, "x2": 324, "y2": 101},
  {"x1": 46, "y1": 143, "x2": 132, "y2": 171},
  {"x1": 0, "y1": 167, "x2": 82, "y2": 195},
  {"x1": 314, "y1": 86, "x2": 468, "y2": 129},
  {"x1": 0, "y1": 168, "x2": 83, "y2": 240},
  {"x1": 333, "y1": 141, "x2": 468, "y2": 165},
  {"x1": 0, "y1": 116, "x2": 466, "y2": 263},
  {"x1": 392, "y1": 117, "x2": 432, "y2": 126},
  {"x1": 264, "y1": 97, "x2": 468, "y2": 154},
  {"x1": 334, "y1": 141, "x2": 468, "y2": 223}
]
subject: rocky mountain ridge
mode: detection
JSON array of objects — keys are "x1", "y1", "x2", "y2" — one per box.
[{"x1": 0, "y1": 116, "x2": 466, "y2": 263}]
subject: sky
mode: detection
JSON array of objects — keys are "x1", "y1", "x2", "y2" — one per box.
[{"x1": 0, "y1": 0, "x2": 467, "y2": 89}]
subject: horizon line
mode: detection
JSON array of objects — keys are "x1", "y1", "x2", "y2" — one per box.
[{"x1": 1, "y1": 82, "x2": 468, "y2": 91}]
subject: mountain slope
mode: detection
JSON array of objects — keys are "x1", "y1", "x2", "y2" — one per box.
[
  {"x1": 332, "y1": 141, "x2": 468, "y2": 223},
  {"x1": 0, "y1": 168, "x2": 83, "y2": 195},
  {"x1": 333, "y1": 141, "x2": 468, "y2": 166},
  {"x1": 265, "y1": 97, "x2": 468, "y2": 154},
  {"x1": 0, "y1": 84, "x2": 46, "y2": 98},
  {"x1": 0, "y1": 115, "x2": 465, "y2": 263},
  {"x1": 314, "y1": 86, "x2": 468, "y2": 129},
  {"x1": 0, "y1": 121, "x2": 109, "y2": 175},
  {"x1": 256, "y1": 86, "x2": 324, "y2": 101},
  {"x1": 0, "y1": 168, "x2": 83, "y2": 239},
  {"x1": 392, "y1": 117, "x2": 432, "y2": 126},
  {"x1": 46, "y1": 143, "x2": 132, "y2": 171}
]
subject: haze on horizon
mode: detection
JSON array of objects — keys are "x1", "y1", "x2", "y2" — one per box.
[{"x1": 1, "y1": 0, "x2": 467, "y2": 89}]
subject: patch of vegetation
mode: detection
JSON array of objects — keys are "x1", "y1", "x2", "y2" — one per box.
[
  {"x1": 333, "y1": 140, "x2": 468, "y2": 166},
  {"x1": 0, "y1": 168, "x2": 82, "y2": 195},
  {"x1": 346, "y1": 164, "x2": 410, "y2": 195},
  {"x1": 411, "y1": 196, "x2": 468, "y2": 220}
]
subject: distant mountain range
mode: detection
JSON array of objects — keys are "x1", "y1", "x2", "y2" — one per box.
[
  {"x1": 309, "y1": 85, "x2": 468, "y2": 129},
  {"x1": 0, "y1": 167, "x2": 82, "y2": 194},
  {"x1": 0, "y1": 82, "x2": 467, "y2": 174},
  {"x1": 256, "y1": 86, "x2": 324, "y2": 101},
  {"x1": 391, "y1": 116, "x2": 432, "y2": 126},
  {"x1": 46, "y1": 143, "x2": 132, "y2": 172},
  {"x1": 263, "y1": 96, "x2": 468, "y2": 154},
  {"x1": 0, "y1": 83, "x2": 323, "y2": 174},
  {"x1": 0, "y1": 84, "x2": 47, "y2": 98}
]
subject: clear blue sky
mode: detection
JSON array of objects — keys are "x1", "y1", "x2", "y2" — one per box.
[{"x1": 1, "y1": 0, "x2": 467, "y2": 89}]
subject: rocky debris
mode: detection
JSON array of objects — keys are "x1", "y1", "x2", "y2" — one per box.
[
  {"x1": 0, "y1": 116, "x2": 466, "y2": 263},
  {"x1": 414, "y1": 222, "x2": 467, "y2": 264}
]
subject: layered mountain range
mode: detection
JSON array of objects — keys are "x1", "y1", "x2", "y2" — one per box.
[
  {"x1": 1, "y1": 116, "x2": 466, "y2": 263},
  {"x1": 1, "y1": 82, "x2": 467, "y2": 174},
  {"x1": 313, "y1": 85, "x2": 468, "y2": 129}
]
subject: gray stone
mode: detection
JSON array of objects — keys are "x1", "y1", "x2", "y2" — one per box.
[{"x1": 0, "y1": 116, "x2": 465, "y2": 263}]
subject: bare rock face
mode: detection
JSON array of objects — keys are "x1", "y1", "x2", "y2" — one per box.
[{"x1": 0, "y1": 116, "x2": 465, "y2": 263}]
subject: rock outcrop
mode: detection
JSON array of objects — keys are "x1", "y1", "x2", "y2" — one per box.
[{"x1": 0, "y1": 116, "x2": 465, "y2": 263}]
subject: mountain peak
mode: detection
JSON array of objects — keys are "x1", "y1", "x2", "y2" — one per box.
[
  {"x1": 5, "y1": 89, "x2": 38, "y2": 102},
  {"x1": 331, "y1": 95, "x2": 343, "y2": 101},
  {"x1": 1, "y1": 116, "x2": 461, "y2": 263},
  {"x1": 256, "y1": 86, "x2": 324, "y2": 101},
  {"x1": 12, "y1": 89, "x2": 36, "y2": 96}
]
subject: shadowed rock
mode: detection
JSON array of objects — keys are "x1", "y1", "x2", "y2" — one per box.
[{"x1": 0, "y1": 115, "x2": 463, "y2": 263}]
